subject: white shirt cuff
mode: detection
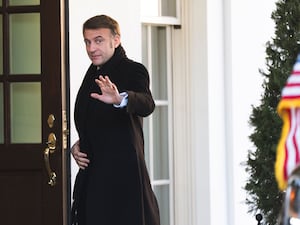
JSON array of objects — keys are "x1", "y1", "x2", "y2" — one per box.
[{"x1": 113, "y1": 92, "x2": 128, "y2": 108}]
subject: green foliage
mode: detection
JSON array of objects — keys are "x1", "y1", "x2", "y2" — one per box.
[{"x1": 245, "y1": 0, "x2": 300, "y2": 224}]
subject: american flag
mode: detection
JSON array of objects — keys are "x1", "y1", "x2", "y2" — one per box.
[{"x1": 276, "y1": 54, "x2": 300, "y2": 190}]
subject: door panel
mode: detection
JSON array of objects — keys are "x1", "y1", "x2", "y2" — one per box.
[
  {"x1": 1, "y1": 171, "x2": 43, "y2": 225},
  {"x1": 0, "y1": 15, "x2": 3, "y2": 74},
  {"x1": 9, "y1": 0, "x2": 40, "y2": 6},
  {"x1": 9, "y1": 12, "x2": 41, "y2": 74},
  {"x1": 0, "y1": 83, "x2": 3, "y2": 142},
  {"x1": 0, "y1": 0, "x2": 69, "y2": 225},
  {"x1": 10, "y1": 82, "x2": 41, "y2": 143}
]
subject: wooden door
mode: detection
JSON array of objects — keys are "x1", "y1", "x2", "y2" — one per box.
[{"x1": 0, "y1": 0, "x2": 70, "y2": 224}]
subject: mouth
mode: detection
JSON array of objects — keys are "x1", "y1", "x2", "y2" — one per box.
[
  {"x1": 90, "y1": 53, "x2": 101, "y2": 60},
  {"x1": 91, "y1": 55, "x2": 100, "y2": 60}
]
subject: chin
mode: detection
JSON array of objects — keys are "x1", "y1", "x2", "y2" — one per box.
[{"x1": 92, "y1": 61, "x2": 102, "y2": 66}]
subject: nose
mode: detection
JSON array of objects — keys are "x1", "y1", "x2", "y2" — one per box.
[{"x1": 87, "y1": 42, "x2": 97, "y2": 52}]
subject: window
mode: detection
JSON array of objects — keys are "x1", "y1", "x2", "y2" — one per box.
[
  {"x1": 141, "y1": 0, "x2": 180, "y2": 25},
  {"x1": 142, "y1": 25, "x2": 174, "y2": 225}
]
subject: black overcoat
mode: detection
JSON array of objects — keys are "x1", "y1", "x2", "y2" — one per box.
[{"x1": 71, "y1": 45, "x2": 160, "y2": 225}]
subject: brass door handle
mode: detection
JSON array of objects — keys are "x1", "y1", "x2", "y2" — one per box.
[
  {"x1": 44, "y1": 147, "x2": 57, "y2": 186},
  {"x1": 46, "y1": 132, "x2": 57, "y2": 151},
  {"x1": 45, "y1": 117, "x2": 57, "y2": 187}
]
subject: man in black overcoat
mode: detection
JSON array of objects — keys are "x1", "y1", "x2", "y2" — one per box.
[{"x1": 71, "y1": 15, "x2": 160, "y2": 225}]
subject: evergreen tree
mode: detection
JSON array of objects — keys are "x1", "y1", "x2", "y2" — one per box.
[{"x1": 245, "y1": 0, "x2": 300, "y2": 224}]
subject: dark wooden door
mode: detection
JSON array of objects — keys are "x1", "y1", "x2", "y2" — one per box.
[{"x1": 0, "y1": 0, "x2": 70, "y2": 224}]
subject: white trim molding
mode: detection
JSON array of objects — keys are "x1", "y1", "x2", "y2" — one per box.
[{"x1": 172, "y1": 0, "x2": 230, "y2": 224}]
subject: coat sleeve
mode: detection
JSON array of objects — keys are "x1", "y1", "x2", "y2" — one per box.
[{"x1": 126, "y1": 62, "x2": 155, "y2": 117}]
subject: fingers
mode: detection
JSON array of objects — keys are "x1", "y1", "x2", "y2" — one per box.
[
  {"x1": 97, "y1": 75, "x2": 114, "y2": 89},
  {"x1": 90, "y1": 92, "x2": 102, "y2": 101},
  {"x1": 74, "y1": 152, "x2": 90, "y2": 170},
  {"x1": 71, "y1": 142, "x2": 90, "y2": 170},
  {"x1": 91, "y1": 75, "x2": 120, "y2": 104}
]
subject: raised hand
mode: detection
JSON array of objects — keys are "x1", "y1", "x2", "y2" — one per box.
[{"x1": 90, "y1": 75, "x2": 123, "y2": 105}]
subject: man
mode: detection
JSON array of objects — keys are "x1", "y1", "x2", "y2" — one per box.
[{"x1": 71, "y1": 15, "x2": 160, "y2": 225}]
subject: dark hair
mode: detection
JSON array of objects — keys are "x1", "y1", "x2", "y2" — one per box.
[{"x1": 83, "y1": 15, "x2": 120, "y2": 36}]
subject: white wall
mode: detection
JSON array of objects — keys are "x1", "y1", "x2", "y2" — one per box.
[
  {"x1": 207, "y1": 0, "x2": 276, "y2": 224},
  {"x1": 173, "y1": 0, "x2": 276, "y2": 225},
  {"x1": 68, "y1": 1, "x2": 276, "y2": 225},
  {"x1": 230, "y1": 1, "x2": 275, "y2": 225}
]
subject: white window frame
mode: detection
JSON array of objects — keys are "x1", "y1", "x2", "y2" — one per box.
[
  {"x1": 142, "y1": 24, "x2": 174, "y2": 225},
  {"x1": 141, "y1": 0, "x2": 181, "y2": 25}
]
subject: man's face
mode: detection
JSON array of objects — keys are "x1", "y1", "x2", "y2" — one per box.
[{"x1": 83, "y1": 28, "x2": 120, "y2": 66}]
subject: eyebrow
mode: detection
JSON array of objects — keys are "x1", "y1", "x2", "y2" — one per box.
[{"x1": 84, "y1": 36, "x2": 104, "y2": 41}]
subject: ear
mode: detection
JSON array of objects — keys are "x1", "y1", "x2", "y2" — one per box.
[{"x1": 113, "y1": 35, "x2": 121, "y2": 48}]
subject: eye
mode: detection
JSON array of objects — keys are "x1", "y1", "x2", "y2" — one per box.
[
  {"x1": 84, "y1": 39, "x2": 91, "y2": 46},
  {"x1": 95, "y1": 38, "x2": 103, "y2": 44}
]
